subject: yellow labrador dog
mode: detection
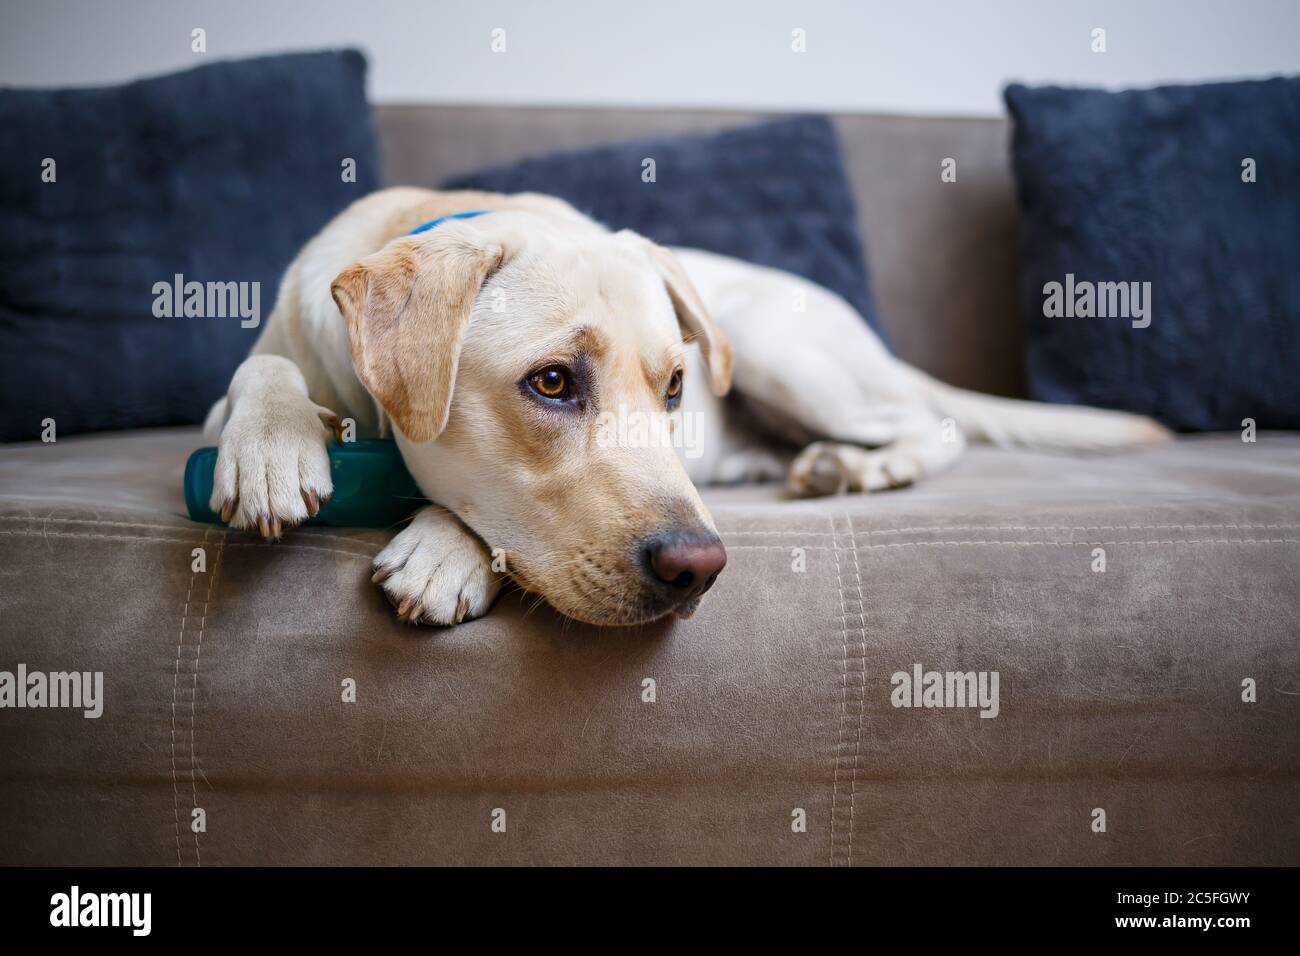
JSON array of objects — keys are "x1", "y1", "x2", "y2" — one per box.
[{"x1": 204, "y1": 187, "x2": 1169, "y2": 627}]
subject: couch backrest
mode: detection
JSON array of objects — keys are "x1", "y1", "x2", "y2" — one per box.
[{"x1": 375, "y1": 106, "x2": 1024, "y2": 398}]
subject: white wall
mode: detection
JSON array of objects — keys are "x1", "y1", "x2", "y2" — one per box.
[{"x1": 3, "y1": 0, "x2": 1299, "y2": 116}]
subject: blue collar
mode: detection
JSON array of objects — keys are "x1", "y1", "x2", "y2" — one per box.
[{"x1": 407, "y1": 209, "x2": 491, "y2": 235}]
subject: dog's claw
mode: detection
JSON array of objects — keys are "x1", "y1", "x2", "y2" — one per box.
[
  {"x1": 318, "y1": 408, "x2": 345, "y2": 444},
  {"x1": 371, "y1": 565, "x2": 392, "y2": 585},
  {"x1": 303, "y1": 489, "x2": 320, "y2": 517},
  {"x1": 257, "y1": 514, "x2": 285, "y2": 541},
  {"x1": 454, "y1": 596, "x2": 470, "y2": 624},
  {"x1": 219, "y1": 499, "x2": 236, "y2": 523}
]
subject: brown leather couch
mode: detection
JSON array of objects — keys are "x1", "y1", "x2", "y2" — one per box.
[{"x1": 1, "y1": 107, "x2": 1296, "y2": 865}]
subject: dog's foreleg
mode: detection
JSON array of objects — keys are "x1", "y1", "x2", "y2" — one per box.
[
  {"x1": 208, "y1": 354, "x2": 342, "y2": 539},
  {"x1": 371, "y1": 506, "x2": 502, "y2": 625}
]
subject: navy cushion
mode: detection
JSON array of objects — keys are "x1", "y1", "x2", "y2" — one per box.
[
  {"x1": 444, "y1": 116, "x2": 886, "y2": 345},
  {"x1": 1006, "y1": 78, "x2": 1300, "y2": 431},
  {"x1": 0, "y1": 50, "x2": 379, "y2": 442}
]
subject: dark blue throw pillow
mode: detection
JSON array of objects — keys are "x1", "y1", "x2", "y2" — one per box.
[
  {"x1": 444, "y1": 116, "x2": 886, "y2": 345},
  {"x1": 1006, "y1": 78, "x2": 1300, "y2": 431},
  {"x1": 0, "y1": 50, "x2": 379, "y2": 442}
]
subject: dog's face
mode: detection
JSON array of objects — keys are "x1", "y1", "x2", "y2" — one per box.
[{"x1": 331, "y1": 211, "x2": 733, "y2": 626}]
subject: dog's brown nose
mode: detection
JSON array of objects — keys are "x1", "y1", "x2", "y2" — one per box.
[{"x1": 643, "y1": 531, "x2": 727, "y2": 599}]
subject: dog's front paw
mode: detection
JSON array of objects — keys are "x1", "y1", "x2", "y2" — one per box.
[
  {"x1": 372, "y1": 508, "x2": 501, "y2": 626},
  {"x1": 209, "y1": 398, "x2": 339, "y2": 540}
]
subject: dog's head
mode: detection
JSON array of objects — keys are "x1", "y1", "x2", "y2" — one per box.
[{"x1": 330, "y1": 210, "x2": 732, "y2": 626}]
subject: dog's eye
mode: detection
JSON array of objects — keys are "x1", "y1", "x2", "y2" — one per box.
[
  {"x1": 666, "y1": 369, "x2": 683, "y2": 403},
  {"x1": 528, "y1": 366, "x2": 570, "y2": 400}
]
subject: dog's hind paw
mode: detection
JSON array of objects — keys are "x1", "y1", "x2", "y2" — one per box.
[
  {"x1": 788, "y1": 441, "x2": 920, "y2": 497},
  {"x1": 372, "y1": 506, "x2": 501, "y2": 626}
]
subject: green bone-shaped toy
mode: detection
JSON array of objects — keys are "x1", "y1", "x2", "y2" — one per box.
[{"x1": 184, "y1": 439, "x2": 426, "y2": 528}]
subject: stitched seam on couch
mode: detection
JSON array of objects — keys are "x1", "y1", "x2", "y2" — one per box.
[
  {"x1": 171, "y1": 535, "x2": 199, "y2": 866},
  {"x1": 0, "y1": 529, "x2": 377, "y2": 560},
  {"x1": 12, "y1": 515, "x2": 1298, "y2": 539},
  {"x1": 0, "y1": 514, "x2": 384, "y2": 549},
  {"x1": 170, "y1": 527, "x2": 223, "y2": 867},
  {"x1": 716, "y1": 524, "x2": 1300, "y2": 536},
  {"x1": 828, "y1": 513, "x2": 849, "y2": 867},
  {"x1": 828, "y1": 513, "x2": 871, "y2": 867},
  {"x1": 7, "y1": 514, "x2": 1295, "y2": 543},
  {"x1": 727, "y1": 540, "x2": 1300, "y2": 549},
  {"x1": 846, "y1": 514, "x2": 867, "y2": 867},
  {"x1": 194, "y1": 532, "x2": 222, "y2": 866},
  {"x1": 2, "y1": 529, "x2": 1296, "y2": 554}
]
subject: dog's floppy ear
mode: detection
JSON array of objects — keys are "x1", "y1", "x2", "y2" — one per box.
[
  {"x1": 331, "y1": 231, "x2": 504, "y2": 443},
  {"x1": 621, "y1": 233, "x2": 733, "y2": 396}
]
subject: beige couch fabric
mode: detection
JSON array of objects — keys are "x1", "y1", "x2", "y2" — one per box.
[{"x1": 1, "y1": 428, "x2": 1296, "y2": 865}]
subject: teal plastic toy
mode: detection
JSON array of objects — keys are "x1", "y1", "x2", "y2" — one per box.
[{"x1": 184, "y1": 439, "x2": 427, "y2": 528}]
